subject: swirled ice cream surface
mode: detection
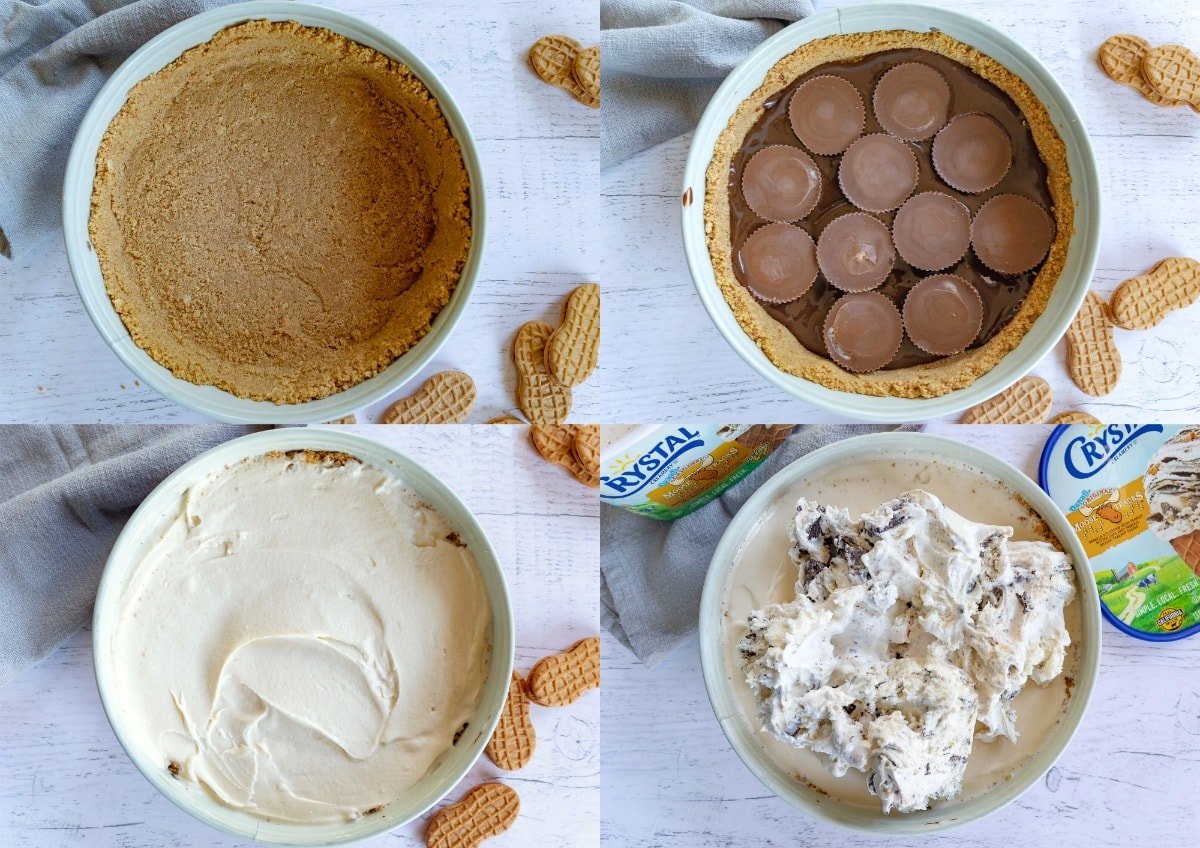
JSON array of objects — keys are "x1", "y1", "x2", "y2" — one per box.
[
  {"x1": 739, "y1": 489, "x2": 1074, "y2": 814},
  {"x1": 110, "y1": 451, "x2": 492, "y2": 823},
  {"x1": 1146, "y1": 428, "x2": 1200, "y2": 542}
]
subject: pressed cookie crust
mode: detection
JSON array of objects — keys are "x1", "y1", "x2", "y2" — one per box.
[
  {"x1": 90, "y1": 20, "x2": 471, "y2": 404},
  {"x1": 705, "y1": 30, "x2": 1074, "y2": 399}
]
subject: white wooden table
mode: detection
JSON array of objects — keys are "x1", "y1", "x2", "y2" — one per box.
[
  {"x1": 597, "y1": 0, "x2": 1200, "y2": 422},
  {"x1": 0, "y1": 0, "x2": 599, "y2": 424},
  {"x1": 602, "y1": 423, "x2": 1200, "y2": 847},
  {"x1": 0, "y1": 425, "x2": 600, "y2": 848}
]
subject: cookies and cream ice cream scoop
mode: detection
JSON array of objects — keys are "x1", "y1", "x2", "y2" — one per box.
[
  {"x1": 739, "y1": 490, "x2": 1074, "y2": 813},
  {"x1": 1146, "y1": 428, "x2": 1200, "y2": 572}
]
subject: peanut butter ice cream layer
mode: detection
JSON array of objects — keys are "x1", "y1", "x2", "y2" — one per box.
[{"x1": 90, "y1": 20, "x2": 472, "y2": 403}]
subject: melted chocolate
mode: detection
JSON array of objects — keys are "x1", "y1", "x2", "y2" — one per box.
[{"x1": 728, "y1": 47, "x2": 1054, "y2": 369}]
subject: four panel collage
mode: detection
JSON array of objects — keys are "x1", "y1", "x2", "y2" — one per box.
[{"x1": 2, "y1": 0, "x2": 1198, "y2": 846}]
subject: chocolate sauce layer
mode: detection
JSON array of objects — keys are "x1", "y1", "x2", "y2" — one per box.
[{"x1": 728, "y1": 47, "x2": 1053, "y2": 370}]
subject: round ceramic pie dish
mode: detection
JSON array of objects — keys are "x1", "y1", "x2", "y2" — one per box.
[
  {"x1": 697, "y1": 431, "x2": 1102, "y2": 833},
  {"x1": 92, "y1": 428, "x2": 514, "y2": 844},
  {"x1": 63, "y1": 1, "x2": 486, "y2": 424},
  {"x1": 682, "y1": 4, "x2": 1101, "y2": 421}
]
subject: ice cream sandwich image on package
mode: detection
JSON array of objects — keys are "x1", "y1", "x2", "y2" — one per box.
[{"x1": 1041, "y1": 424, "x2": 1200, "y2": 640}]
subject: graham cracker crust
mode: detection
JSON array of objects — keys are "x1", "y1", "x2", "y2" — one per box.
[{"x1": 91, "y1": 20, "x2": 472, "y2": 404}]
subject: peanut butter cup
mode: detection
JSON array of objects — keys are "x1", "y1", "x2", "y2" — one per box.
[
  {"x1": 838, "y1": 133, "x2": 918, "y2": 212},
  {"x1": 788, "y1": 75, "x2": 865, "y2": 155},
  {"x1": 822, "y1": 291, "x2": 903, "y2": 373},
  {"x1": 741, "y1": 144, "x2": 822, "y2": 222},
  {"x1": 816, "y1": 212, "x2": 895, "y2": 292},
  {"x1": 738, "y1": 223, "x2": 819, "y2": 303},
  {"x1": 891, "y1": 191, "x2": 971, "y2": 271},
  {"x1": 902, "y1": 274, "x2": 984, "y2": 355},
  {"x1": 971, "y1": 194, "x2": 1054, "y2": 275},
  {"x1": 932, "y1": 113, "x2": 1013, "y2": 193},
  {"x1": 873, "y1": 62, "x2": 951, "y2": 141}
]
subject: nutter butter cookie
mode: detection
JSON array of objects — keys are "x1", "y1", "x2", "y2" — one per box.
[{"x1": 707, "y1": 30, "x2": 1072, "y2": 395}]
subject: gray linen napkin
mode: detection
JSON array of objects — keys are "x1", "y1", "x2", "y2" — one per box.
[
  {"x1": 0, "y1": 0, "x2": 241, "y2": 260},
  {"x1": 601, "y1": 424, "x2": 913, "y2": 666},
  {"x1": 0, "y1": 425, "x2": 257, "y2": 687},
  {"x1": 600, "y1": 0, "x2": 815, "y2": 166}
]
